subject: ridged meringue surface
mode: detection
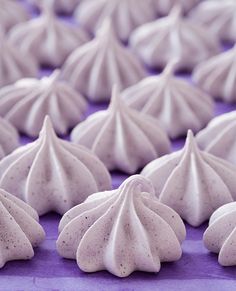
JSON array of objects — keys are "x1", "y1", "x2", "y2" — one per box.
[
  {"x1": 61, "y1": 20, "x2": 146, "y2": 102},
  {"x1": 0, "y1": 117, "x2": 111, "y2": 216},
  {"x1": 75, "y1": 0, "x2": 157, "y2": 42},
  {"x1": 130, "y1": 6, "x2": 220, "y2": 70},
  {"x1": 57, "y1": 175, "x2": 186, "y2": 277},
  {"x1": 196, "y1": 111, "x2": 236, "y2": 165},
  {"x1": 193, "y1": 45, "x2": 236, "y2": 102},
  {"x1": 0, "y1": 188, "x2": 45, "y2": 268},
  {"x1": 122, "y1": 62, "x2": 214, "y2": 139},
  {"x1": 0, "y1": 70, "x2": 87, "y2": 137},
  {"x1": 190, "y1": 0, "x2": 236, "y2": 43},
  {"x1": 9, "y1": 5, "x2": 89, "y2": 67},
  {"x1": 71, "y1": 87, "x2": 171, "y2": 174},
  {"x1": 204, "y1": 202, "x2": 236, "y2": 266},
  {"x1": 141, "y1": 130, "x2": 236, "y2": 227},
  {"x1": 29, "y1": 0, "x2": 81, "y2": 14},
  {"x1": 153, "y1": 0, "x2": 200, "y2": 15}
]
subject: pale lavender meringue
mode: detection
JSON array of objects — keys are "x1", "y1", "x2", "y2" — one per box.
[
  {"x1": 71, "y1": 86, "x2": 171, "y2": 174},
  {"x1": 0, "y1": 117, "x2": 111, "y2": 216},
  {"x1": 29, "y1": 0, "x2": 81, "y2": 14},
  {"x1": 0, "y1": 188, "x2": 45, "y2": 268},
  {"x1": 153, "y1": 0, "x2": 200, "y2": 15},
  {"x1": 141, "y1": 130, "x2": 236, "y2": 227},
  {"x1": 57, "y1": 175, "x2": 186, "y2": 277},
  {"x1": 0, "y1": 70, "x2": 87, "y2": 137},
  {"x1": 61, "y1": 20, "x2": 147, "y2": 102}
]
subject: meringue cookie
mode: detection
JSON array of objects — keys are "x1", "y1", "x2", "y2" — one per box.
[
  {"x1": 29, "y1": 0, "x2": 81, "y2": 14},
  {"x1": 204, "y1": 202, "x2": 236, "y2": 266},
  {"x1": 57, "y1": 175, "x2": 186, "y2": 277},
  {"x1": 193, "y1": 45, "x2": 236, "y2": 102},
  {"x1": 8, "y1": 5, "x2": 89, "y2": 67},
  {"x1": 130, "y1": 6, "x2": 220, "y2": 70},
  {"x1": 153, "y1": 0, "x2": 200, "y2": 15},
  {"x1": 0, "y1": 30, "x2": 38, "y2": 88},
  {"x1": 71, "y1": 86, "x2": 171, "y2": 174},
  {"x1": 0, "y1": 70, "x2": 87, "y2": 137},
  {"x1": 61, "y1": 20, "x2": 146, "y2": 102},
  {"x1": 196, "y1": 111, "x2": 236, "y2": 165},
  {"x1": 0, "y1": 0, "x2": 29, "y2": 32},
  {"x1": 122, "y1": 61, "x2": 214, "y2": 139},
  {"x1": 190, "y1": 0, "x2": 236, "y2": 43},
  {"x1": 0, "y1": 188, "x2": 45, "y2": 268},
  {"x1": 141, "y1": 130, "x2": 236, "y2": 227},
  {"x1": 0, "y1": 116, "x2": 111, "y2": 216},
  {"x1": 75, "y1": 0, "x2": 157, "y2": 42}
]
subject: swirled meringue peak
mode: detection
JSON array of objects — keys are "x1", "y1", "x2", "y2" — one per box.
[
  {"x1": 61, "y1": 19, "x2": 147, "y2": 102},
  {"x1": 0, "y1": 29, "x2": 38, "y2": 88},
  {"x1": 204, "y1": 202, "x2": 236, "y2": 266},
  {"x1": 141, "y1": 130, "x2": 236, "y2": 227},
  {"x1": 122, "y1": 61, "x2": 214, "y2": 139},
  {"x1": 153, "y1": 0, "x2": 200, "y2": 15},
  {"x1": 130, "y1": 6, "x2": 220, "y2": 70},
  {"x1": 75, "y1": 0, "x2": 157, "y2": 42},
  {"x1": 190, "y1": 0, "x2": 236, "y2": 43},
  {"x1": 57, "y1": 175, "x2": 186, "y2": 277},
  {"x1": 71, "y1": 86, "x2": 171, "y2": 174},
  {"x1": 0, "y1": 0, "x2": 29, "y2": 32},
  {"x1": 0, "y1": 116, "x2": 111, "y2": 216},
  {"x1": 29, "y1": 0, "x2": 81, "y2": 14},
  {"x1": 0, "y1": 70, "x2": 87, "y2": 137},
  {"x1": 0, "y1": 188, "x2": 45, "y2": 268},
  {"x1": 196, "y1": 111, "x2": 236, "y2": 165},
  {"x1": 193, "y1": 45, "x2": 236, "y2": 102},
  {"x1": 8, "y1": 3, "x2": 89, "y2": 67}
]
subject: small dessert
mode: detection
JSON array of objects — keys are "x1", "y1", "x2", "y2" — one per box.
[
  {"x1": 61, "y1": 20, "x2": 146, "y2": 102},
  {"x1": 193, "y1": 45, "x2": 236, "y2": 103},
  {"x1": 204, "y1": 202, "x2": 236, "y2": 266},
  {"x1": 122, "y1": 61, "x2": 214, "y2": 139},
  {"x1": 0, "y1": 70, "x2": 87, "y2": 137},
  {"x1": 9, "y1": 4, "x2": 89, "y2": 67},
  {"x1": 153, "y1": 0, "x2": 200, "y2": 15},
  {"x1": 71, "y1": 86, "x2": 171, "y2": 174},
  {"x1": 0, "y1": 30, "x2": 38, "y2": 88},
  {"x1": 190, "y1": 0, "x2": 236, "y2": 43},
  {"x1": 75, "y1": 0, "x2": 156, "y2": 42},
  {"x1": 141, "y1": 130, "x2": 236, "y2": 227},
  {"x1": 57, "y1": 175, "x2": 186, "y2": 277},
  {"x1": 0, "y1": 188, "x2": 45, "y2": 268},
  {"x1": 130, "y1": 6, "x2": 220, "y2": 70},
  {"x1": 0, "y1": 116, "x2": 111, "y2": 216},
  {"x1": 29, "y1": 0, "x2": 81, "y2": 14},
  {"x1": 196, "y1": 111, "x2": 236, "y2": 165}
]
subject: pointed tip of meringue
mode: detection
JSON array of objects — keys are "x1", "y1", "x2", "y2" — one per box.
[
  {"x1": 162, "y1": 59, "x2": 179, "y2": 78},
  {"x1": 185, "y1": 130, "x2": 199, "y2": 152},
  {"x1": 97, "y1": 18, "x2": 115, "y2": 38},
  {"x1": 40, "y1": 0, "x2": 55, "y2": 16},
  {"x1": 109, "y1": 85, "x2": 122, "y2": 111},
  {"x1": 40, "y1": 115, "x2": 57, "y2": 138},
  {"x1": 169, "y1": 4, "x2": 182, "y2": 19}
]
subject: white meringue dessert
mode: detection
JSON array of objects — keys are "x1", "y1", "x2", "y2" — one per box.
[
  {"x1": 193, "y1": 45, "x2": 236, "y2": 103},
  {"x1": 153, "y1": 0, "x2": 200, "y2": 15},
  {"x1": 57, "y1": 175, "x2": 186, "y2": 277},
  {"x1": 141, "y1": 130, "x2": 236, "y2": 227},
  {"x1": 75, "y1": 0, "x2": 157, "y2": 42},
  {"x1": 0, "y1": 188, "x2": 45, "y2": 268},
  {"x1": 61, "y1": 20, "x2": 146, "y2": 102},
  {"x1": 204, "y1": 202, "x2": 236, "y2": 266},
  {"x1": 0, "y1": 70, "x2": 87, "y2": 137},
  {"x1": 29, "y1": 0, "x2": 81, "y2": 14},
  {"x1": 0, "y1": 116, "x2": 111, "y2": 216},
  {"x1": 71, "y1": 86, "x2": 171, "y2": 174},
  {"x1": 8, "y1": 4, "x2": 89, "y2": 67},
  {"x1": 130, "y1": 6, "x2": 220, "y2": 70},
  {"x1": 122, "y1": 61, "x2": 214, "y2": 139},
  {"x1": 196, "y1": 111, "x2": 236, "y2": 165}
]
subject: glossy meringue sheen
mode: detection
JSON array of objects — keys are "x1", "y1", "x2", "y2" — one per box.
[
  {"x1": 75, "y1": 0, "x2": 157, "y2": 42},
  {"x1": 57, "y1": 175, "x2": 186, "y2": 277},
  {"x1": 204, "y1": 202, "x2": 236, "y2": 266},
  {"x1": 193, "y1": 45, "x2": 236, "y2": 103},
  {"x1": 0, "y1": 117, "x2": 111, "y2": 216},
  {"x1": 130, "y1": 6, "x2": 220, "y2": 70},
  {"x1": 141, "y1": 130, "x2": 236, "y2": 227},
  {"x1": 0, "y1": 70, "x2": 87, "y2": 137},
  {"x1": 153, "y1": 0, "x2": 200, "y2": 15},
  {"x1": 61, "y1": 20, "x2": 146, "y2": 102},
  {"x1": 71, "y1": 87, "x2": 171, "y2": 174},
  {"x1": 122, "y1": 62, "x2": 214, "y2": 139},
  {"x1": 0, "y1": 188, "x2": 45, "y2": 268},
  {"x1": 8, "y1": 5, "x2": 89, "y2": 67},
  {"x1": 196, "y1": 111, "x2": 236, "y2": 165}
]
